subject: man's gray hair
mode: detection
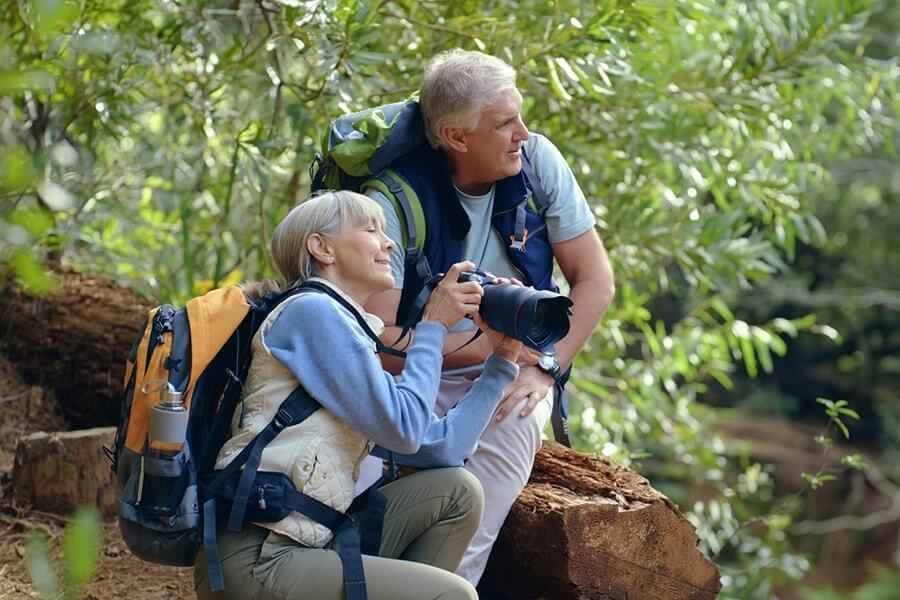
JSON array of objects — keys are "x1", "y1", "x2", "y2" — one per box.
[{"x1": 420, "y1": 49, "x2": 518, "y2": 149}]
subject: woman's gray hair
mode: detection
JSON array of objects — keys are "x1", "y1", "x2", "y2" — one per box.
[
  {"x1": 270, "y1": 190, "x2": 385, "y2": 284},
  {"x1": 420, "y1": 49, "x2": 518, "y2": 149}
]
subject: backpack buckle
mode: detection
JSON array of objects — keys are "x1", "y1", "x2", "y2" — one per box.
[{"x1": 274, "y1": 407, "x2": 294, "y2": 430}]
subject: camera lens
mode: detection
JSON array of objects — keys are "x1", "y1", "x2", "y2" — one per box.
[
  {"x1": 479, "y1": 284, "x2": 573, "y2": 351},
  {"x1": 530, "y1": 303, "x2": 546, "y2": 333}
]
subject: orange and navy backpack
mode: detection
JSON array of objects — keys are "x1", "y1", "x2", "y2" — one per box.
[{"x1": 106, "y1": 281, "x2": 403, "y2": 600}]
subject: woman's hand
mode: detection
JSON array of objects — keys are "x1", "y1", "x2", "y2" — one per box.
[{"x1": 422, "y1": 261, "x2": 483, "y2": 329}]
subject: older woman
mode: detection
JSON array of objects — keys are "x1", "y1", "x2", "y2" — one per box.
[{"x1": 194, "y1": 190, "x2": 522, "y2": 600}]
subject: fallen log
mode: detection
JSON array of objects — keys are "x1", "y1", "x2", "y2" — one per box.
[
  {"x1": 1, "y1": 272, "x2": 721, "y2": 597},
  {"x1": 0, "y1": 267, "x2": 149, "y2": 427},
  {"x1": 481, "y1": 442, "x2": 721, "y2": 599}
]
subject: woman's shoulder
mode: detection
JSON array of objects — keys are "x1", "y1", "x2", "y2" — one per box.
[{"x1": 272, "y1": 289, "x2": 345, "y2": 327}]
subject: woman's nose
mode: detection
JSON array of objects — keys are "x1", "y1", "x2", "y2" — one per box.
[{"x1": 381, "y1": 231, "x2": 395, "y2": 251}]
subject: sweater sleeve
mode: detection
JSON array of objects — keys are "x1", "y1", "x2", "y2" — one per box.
[
  {"x1": 264, "y1": 294, "x2": 447, "y2": 454},
  {"x1": 391, "y1": 354, "x2": 519, "y2": 468}
]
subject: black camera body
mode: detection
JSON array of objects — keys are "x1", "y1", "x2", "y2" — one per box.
[
  {"x1": 456, "y1": 268, "x2": 499, "y2": 287},
  {"x1": 449, "y1": 269, "x2": 573, "y2": 351}
]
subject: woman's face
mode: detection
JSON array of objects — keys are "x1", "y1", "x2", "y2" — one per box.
[{"x1": 327, "y1": 219, "x2": 395, "y2": 303}]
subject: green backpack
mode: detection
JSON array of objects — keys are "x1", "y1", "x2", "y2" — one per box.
[{"x1": 309, "y1": 99, "x2": 427, "y2": 260}]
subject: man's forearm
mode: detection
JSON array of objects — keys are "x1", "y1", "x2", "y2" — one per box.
[
  {"x1": 554, "y1": 275, "x2": 614, "y2": 371},
  {"x1": 551, "y1": 230, "x2": 616, "y2": 372}
]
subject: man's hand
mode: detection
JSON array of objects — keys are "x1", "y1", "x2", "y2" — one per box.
[
  {"x1": 516, "y1": 346, "x2": 543, "y2": 367},
  {"x1": 494, "y1": 365, "x2": 553, "y2": 421}
]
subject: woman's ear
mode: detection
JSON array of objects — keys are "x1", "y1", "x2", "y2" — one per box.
[{"x1": 307, "y1": 233, "x2": 335, "y2": 266}]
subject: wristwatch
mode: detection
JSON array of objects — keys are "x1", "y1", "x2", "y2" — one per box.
[{"x1": 537, "y1": 352, "x2": 561, "y2": 381}]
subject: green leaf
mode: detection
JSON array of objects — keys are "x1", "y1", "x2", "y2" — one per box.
[
  {"x1": 10, "y1": 249, "x2": 59, "y2": 293},
  {"x1": 834, "y1": 418, "x2": 850, "y2": 439},
  {"x1": 30, "y1": 0, "x2": 79, "y2": 39},
  {"x1": 9, "y1": 206, "x2": 54, "y2": 237},
  {"x1": 63, "y1": 508, "x2": 102, "y2": 594},
  {"x1": 836, "y1": 407, "x2": 860, "y2": 420},
  {"x1": 740, "y1": 337, "x2": 758, "y2": 378},
  {"x1": 0, "y1": 147, "x2": 37, "y2": 192},
  {"x1": 546, "y1": 57, "x2": 573, "y2": 102},
  {"x1": 26, "y1": 531, "x2": 58, "y2": 599}
]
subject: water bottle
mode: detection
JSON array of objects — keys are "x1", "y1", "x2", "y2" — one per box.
[{"x1": 146, "y1": 382, "x2": 189, "y2": 446}]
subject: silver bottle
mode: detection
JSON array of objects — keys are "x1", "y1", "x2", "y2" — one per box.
[{"x1": 146, "y1": 382, "x2": 188, "y2": 445}]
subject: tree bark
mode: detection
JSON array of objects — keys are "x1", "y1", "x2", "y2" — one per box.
[
  {"x1": 480, "y1": 442, "x2": 721, "y2": 599},
  {"x1": 11, "y1": 427, "x2": 119, "y2": 516},
  {"x1": 0, "y1": 267, "x2": 149, "y2": 427}
]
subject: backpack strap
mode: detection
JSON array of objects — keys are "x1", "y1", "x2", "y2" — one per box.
[
  {"x1": 363, "y1": 171, "x2": 437, "y2": 348},
  {"x1": 519, "y1": 149, "x2": 551, "y2": 215},
  {"x1": 509, "y1": 150, "x2": 550, "y2": 252},
  {"x1": 298, "y1": 280, "x2": 407, "y2": 359},
  {"x1": 363, "y1": 169, "x2": 431, "y2": 279},
  {"x1": 203, "y1": 385, "x2": 322, "y2": 592},
  {"x1": 520, "y1": 149, "x2": 573, "y2": 447},
  {"x1": 221, "y1": 386, "x2": 323, "y2": 531}
]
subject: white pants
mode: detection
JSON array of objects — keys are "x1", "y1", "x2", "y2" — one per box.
[
  {"x1": 435, "y1": 377, "x2": 553, "y2": 585},
  {"x1": 355, "y1": 376, "x2": 554, "y2": 585}
]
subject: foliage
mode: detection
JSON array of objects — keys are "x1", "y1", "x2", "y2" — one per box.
[
  {"x1": 806, "y1": 564, "x2": 900, "y2": 600},
  {"x1": 26, "y1": 507, "x2": 102, "y2": 600},
  {"x1": 723, "y1": 0, "x2": 900, "y2": 463},
  {"x1": 2, "y1": 0, "x2": 898, "y2": 596}
]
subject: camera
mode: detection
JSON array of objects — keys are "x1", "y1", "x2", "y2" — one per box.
[{"x1": 450, "y1": 269, "x2": 573, "y2": 351}]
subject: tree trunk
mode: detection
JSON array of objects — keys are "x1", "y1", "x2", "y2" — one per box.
[
  {"x1": 0, "y1": 267, "x2": 150, "y2": 427},
  {"x1": 11, "y1": 427, "x2": 119, "y2": 516},
  {"x1": 480, "y1": 442, "x2": 721, "y2": 599}
]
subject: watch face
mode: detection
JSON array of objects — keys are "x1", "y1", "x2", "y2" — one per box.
[{"x1": 539, "y1": 353, "x2": 558, "y2": 370}]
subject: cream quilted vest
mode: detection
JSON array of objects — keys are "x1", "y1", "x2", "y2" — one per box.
[{"x1": 215, "y1": 291, "x2": 371, "y2": 547}]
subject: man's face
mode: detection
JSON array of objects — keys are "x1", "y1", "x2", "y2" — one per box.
[{"x1": 457, "y1": 89, "x2": 529, "y2": 188}]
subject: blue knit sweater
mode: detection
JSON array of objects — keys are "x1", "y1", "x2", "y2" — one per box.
[{"x1": 265, "y1": 291, "x2": 518, "y2": 467}]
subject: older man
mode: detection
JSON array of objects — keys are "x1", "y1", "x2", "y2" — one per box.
[{"x1": 364, "y1": 49, "x2": 615, "y2": 585}]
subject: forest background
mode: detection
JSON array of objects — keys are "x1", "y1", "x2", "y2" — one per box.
[{"x1": 1, "y1": 1, "x2": 898, "y2": 598}]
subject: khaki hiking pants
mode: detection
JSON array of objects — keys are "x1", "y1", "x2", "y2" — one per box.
[{"x1": 194, "y1": 467, "x2": 482, "y2": 600}]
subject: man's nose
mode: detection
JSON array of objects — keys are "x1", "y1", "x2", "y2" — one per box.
[{"x1": 516, "y1": 117, "x2": 529, "y2": 141}]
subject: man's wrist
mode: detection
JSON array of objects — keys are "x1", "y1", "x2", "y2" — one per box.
[{"x1": 536, "y1": 351, "x2": 561, "y2": 381}]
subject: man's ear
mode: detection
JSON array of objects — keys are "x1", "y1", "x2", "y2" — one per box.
[
  {"x1": 307, "y1": 233, "x2": 334, "y2": 265},
  {"x1": 441, "y1": 124, "x2": 469, "y2": 153}
]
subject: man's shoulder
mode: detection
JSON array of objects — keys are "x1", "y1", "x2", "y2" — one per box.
[
  {"x1": 524, "y1": 132, "x2": 556, "y2": 156},
  {"x1": 526, "y1": 132, "x2": 571, "y2": 168}
]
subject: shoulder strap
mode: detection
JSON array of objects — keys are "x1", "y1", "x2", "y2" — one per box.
[
  {"x1": 520, "y1": 148, "x2": 551, "y2": 215},
  {"x1": 298, "y1": 281, "x2": 407, "y2": 359},
  {"x1": 364, "y1": 169, "x2": 427, "y2": 256}
]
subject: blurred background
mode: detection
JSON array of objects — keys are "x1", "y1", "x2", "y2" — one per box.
[{"x1": 1, "y1": 1, "x2": 898, "y2": 598}]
